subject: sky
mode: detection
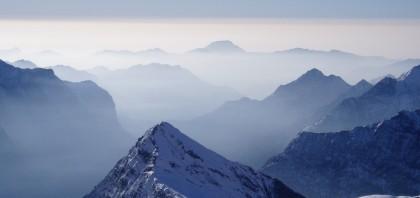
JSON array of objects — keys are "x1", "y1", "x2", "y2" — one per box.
[
  {"x1": 0, "y1": 0, "x2": 419, "y2": 19},
  {"x1": 0, "y1": 0, "x2": 419, "y2": 61}
]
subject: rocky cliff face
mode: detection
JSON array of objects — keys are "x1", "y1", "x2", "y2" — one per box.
[
  {"x1": 263, "y1": 110, "x2": 420, "y2": 198},
  {"x1": 86, "y1": 122, "x2": 303, "y2": 198}
]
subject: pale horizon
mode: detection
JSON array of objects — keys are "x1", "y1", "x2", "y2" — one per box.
[{"x1": 0, "y1": 18, "x2": 419, "y2": 64}]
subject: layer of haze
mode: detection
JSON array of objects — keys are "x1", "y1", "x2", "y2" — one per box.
[
  {"x1": 1, "y1": 19, "x2": 419, "y2": 98},
  {"x1": 0, "y1": 19, "x2": 419, "y2": 59}
]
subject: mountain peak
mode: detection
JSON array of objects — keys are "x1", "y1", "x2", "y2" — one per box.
[
  {"x1": 0, "y1": 60, "x2": 58, "y2": 83},
  {"x1": 12, "y1": 59, "x2": 38, "y2": 69},
  {"x1": 295, "y1": 68, "x2": 339, "y2": 83},
  {"x1": 303, "y1": 68, "x2": 324, "y2": 77},
  {"x1": 354, "y1": 79, "x2": 372, "y2": 87},
  {"x1": 86, "y1": 122, "x2": 303, "y2": 198},
  {"x1": 142, "y1": 121, "x2": 180, "y2": 140},
  {"x1": 190, "y1": 40, "x2": 245, "y2": 53},
  {"x1": 399, "y1": 65, "x2": 420, "y2": 85}
]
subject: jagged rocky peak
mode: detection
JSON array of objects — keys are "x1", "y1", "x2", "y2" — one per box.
[
  {"x1": 85, "y1": 122, "x2": 303, "y2": 198},
  {"x1": 263, "y1": 109, "x2": 420, "y2": 198}
]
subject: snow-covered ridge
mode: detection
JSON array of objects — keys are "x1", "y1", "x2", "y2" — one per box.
[
  {"x1": 359, "y1": 195, "x2": 420, "y2": 198},
  {"x1": 263, "y1": 109, "x2": 420, "y2": 198},
  {"x1": 85, "y1": 122, "x2": 303, "y2": 198}
]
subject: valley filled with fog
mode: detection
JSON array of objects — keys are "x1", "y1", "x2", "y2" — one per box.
[
  {"x1": 1, "y1": 40, "x2": 420, "y2": 198},
  {"x1": 2, "y1": 1, "x2": 420, "y2": 197}
]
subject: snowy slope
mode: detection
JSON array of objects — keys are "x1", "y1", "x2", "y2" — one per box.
[
  {"x1": 263, "y1": 110, "x2": 420, "y2": 198},
  {"x1": 359, "y1": 195, "x2": 420, "y2": 198},
  {"x1": 86, "y1": 122, "x2": 303, "y2": 198}
]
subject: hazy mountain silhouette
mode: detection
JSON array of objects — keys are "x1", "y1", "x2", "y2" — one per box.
[
  {"x1": 310, "y1": 65, "x2": 420, "y2": 132},
  {"x1": 92, "y1": 63, "x2": 241, "y2": 134},
  {"x1": 97, "y1": 48, "x2": 168, "y2": 57},
  {"x1": 276, "y1": 48, "x2": 359, "y2": 58},
  {"x1": 385, "y1": 58, "x2": 420, "y2": 77},
  {"x1": 189, "y1": 40, "x2": 245, "y2": 54},
  {"x1": 177, "y1": 68, "x2": 351, "y2": 167},
  {"x1": 91, "y1": 42, "x2": 396, "y2": 98},
  {"x1": 11, "y1": 59, "x2": 38, "y2": 69},
  {"x1": 85, "y1": 122, "x2": 303, "y2": 198},
  {"x1": 263, "y1": 110, "x2": 420, "y2": 198},
  {"x1": 49, "y1": 65, "x2": 97, "y2": 82},
  {"x1": 311, "y1": 79, "x2": 373, "y2": 121},
  {"x1": 0, "y1": 60, "x2": 131, "y2": 197},
  {"x1": 369, "y1": 74, "x2": 396, "y2": 85}
]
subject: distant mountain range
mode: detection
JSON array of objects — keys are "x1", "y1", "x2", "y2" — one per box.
[
  {"x1": 48, "y1": 65, "x2": 97, "y2": 82},
  {"x1": 189, "y1": 40, "x2": 245, "y2": 54},
  {"x1": 91, "y1": 63, "x2": 241, "y2": 134},
  {"x1": 62, "y1": 40, "x2": 417, "y2": 98},
  {"x1": 10, "y1": 59, "x2": 38, "y2": 69},
  {"x1": 97, "y1": 48, "x2": 168, "y2": 56},
  {"x1": 310, "y1": 64, "x2": 420, "y2": 132},
  {"x1": 263, "y1": 109, "x2": 420, "y2": 198},
  {"x1": 85, "y1": 122, "x2": 303, "y2": 198},
  {"x1": 177, "y1": 68, "x2": 352, "y2": 167}
]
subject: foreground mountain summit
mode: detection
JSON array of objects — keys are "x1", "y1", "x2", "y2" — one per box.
[
  {"x1": 86, "y1": 122, "x2": 303, "y2": 198},
  {"x1": 263, "y1": 110, "x2": 420, "y2": 198}
]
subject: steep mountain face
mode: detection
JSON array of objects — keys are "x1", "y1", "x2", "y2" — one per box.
[
  {"x1": 177, "y1": 68, "x2": 350, "y2": 167},
  {"x1": 263, "y1": 110, "x2": 420, "y2": 198},
  {"x1": 85, "y1": 122, "x2": 303, "y2": 198},
  {"x1": 0, "y1": 60, "x2": 126, "y2": 152},
  {"x1": 93, "y1": 63, "x2": 240, "y2": 133},
  {"x1": 189, "y1": 40, "x2": 245, "y2": 54},
  {"x1": 311, "y1": 65, "x2": 420, "y2": 132},
  {"x1": 0, "y1": 60, "x2": 130, "y2": 197},
  {"x1": 49, "y1": 65, "x2": 97, "y2": 82}
]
